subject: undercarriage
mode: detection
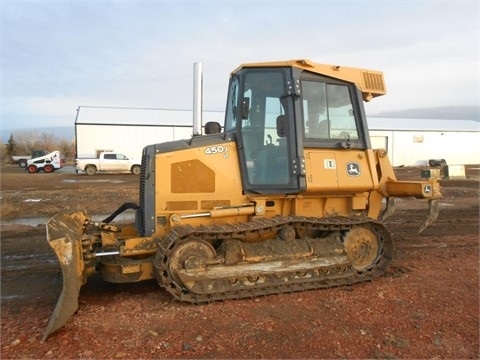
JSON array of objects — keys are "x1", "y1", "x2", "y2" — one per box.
[{"x1": 153, "y1": 216, "x2": 393, "y2": 302}]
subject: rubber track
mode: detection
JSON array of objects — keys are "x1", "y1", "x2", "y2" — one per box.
[{"x1": 153, "y1": 216, "x2": 393, "y2": 303}]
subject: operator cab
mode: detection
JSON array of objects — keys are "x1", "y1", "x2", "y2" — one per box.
[{"x1": 224, "y1": 63, "x2": 371, "y2": 194}]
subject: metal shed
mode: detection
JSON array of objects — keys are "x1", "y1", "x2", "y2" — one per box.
[
  {"x1": 75, "y1": 106, "x2": 479, "y2": 167},
  {"x1": 75, "y1": 106, "x2": 224, "y2": 159},
  {"x1": 368, "y1": 117, "x2": 480, "y2": 166}
]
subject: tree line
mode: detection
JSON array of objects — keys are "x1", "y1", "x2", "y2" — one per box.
[{"x1": 1, "y1": 130, "x2": 75, "y2": 163}]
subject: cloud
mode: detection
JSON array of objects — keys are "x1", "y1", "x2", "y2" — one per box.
[{"x1": 1, "y1": 1, "x2": 478, "y2": 129}]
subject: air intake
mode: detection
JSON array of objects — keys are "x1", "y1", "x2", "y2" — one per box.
[{"x1": 362, "y1": 71, "x2": 386, "y2": 94}]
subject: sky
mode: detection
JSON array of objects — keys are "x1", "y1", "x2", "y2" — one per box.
[{"x1": 1, "y1": 0, "x2": 479, "y2": 131}]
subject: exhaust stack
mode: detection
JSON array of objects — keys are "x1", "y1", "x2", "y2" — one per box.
[{"x1": 193, "y1": 62, "x2": 203, "y2": 136}]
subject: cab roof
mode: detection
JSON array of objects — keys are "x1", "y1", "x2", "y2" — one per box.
[{"x1": 233, "y1": 59, "x2": 386, "y2": 102}]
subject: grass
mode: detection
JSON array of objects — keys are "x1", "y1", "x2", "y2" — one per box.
[{"x1": 0, "y1": 195, "x2": 17, "y2": 219}]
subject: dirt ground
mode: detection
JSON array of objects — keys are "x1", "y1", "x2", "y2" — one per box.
[{"x1": 1, "y1": 163, "x2": 479, "y2": 359}]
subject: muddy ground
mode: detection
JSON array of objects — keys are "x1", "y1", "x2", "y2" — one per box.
[{"x1": 1, "y1": 163, "x2": 479, "y2": 359}]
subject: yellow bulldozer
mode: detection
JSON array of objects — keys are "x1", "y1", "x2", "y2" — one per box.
[{"x1": 44, "y1": 59, "x2": 441, "y2": 340}]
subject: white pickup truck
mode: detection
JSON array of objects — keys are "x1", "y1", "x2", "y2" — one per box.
[{"x1": 75, "y1": 152, "x2": 141, "y2": 176}]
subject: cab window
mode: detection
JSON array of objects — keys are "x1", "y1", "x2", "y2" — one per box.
[
  {"x1": 240, "y1": 70, "x2": 290, "y2": 186},
  {"x1": 225, "y1": 76, "x2": 239, "y2": 132},
  {"x1": 302, "y1": 81, "x2": 359, "y2": 141}
]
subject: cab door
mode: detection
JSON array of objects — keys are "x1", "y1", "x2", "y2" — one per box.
[{"x1": 226, "y1": 68, "x2": 304, "y2": 195}]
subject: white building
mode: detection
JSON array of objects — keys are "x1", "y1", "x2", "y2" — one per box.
[
  {"x1": 368, "y1": 117, "x2": 479, "y2": 166},
  {"x1": 75, "y1": 106, "x2": 479, "y2": 166},
  {"x1": 75, "y1": 106, "x2": 224, "y2": 160}
]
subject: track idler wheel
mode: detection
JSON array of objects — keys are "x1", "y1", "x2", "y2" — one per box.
[
  {"x1": 167, "y1": 240, "x2": 217, "y2": 290},
  {"x1": 343, "y1": 225, "x2": 391, "y2": 271}
]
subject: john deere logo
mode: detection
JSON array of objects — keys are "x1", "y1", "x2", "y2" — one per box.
[{"x1": 346, "y1": 162, "x2": 360, "y2": 176}]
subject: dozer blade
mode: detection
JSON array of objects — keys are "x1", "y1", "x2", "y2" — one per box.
[
  {"x1": 42, "y1": 211, "x2": 90, "y2": 341},
  {"x1": 419, "y1": 199, "x2": 439, "y2": 234}
]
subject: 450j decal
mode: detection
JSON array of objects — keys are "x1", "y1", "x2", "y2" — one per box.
[{"x1": 204, "y1": 145, "x2": 229, "y2": 157}]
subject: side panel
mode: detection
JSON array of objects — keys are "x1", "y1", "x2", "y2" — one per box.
[
  {"x1": 304, "y1": 149, "x2": 375, "y2": 191},
  {"x1": 141, "y1": 136, "x2": 245, "y2": 238}
]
